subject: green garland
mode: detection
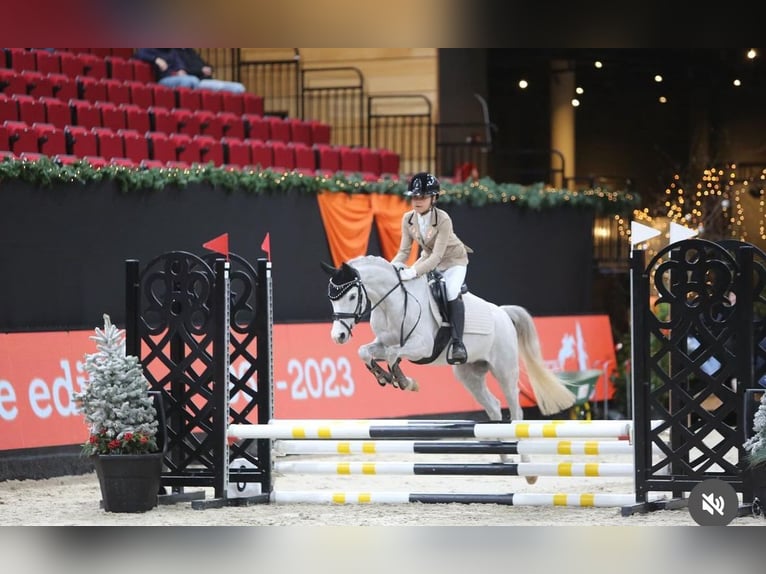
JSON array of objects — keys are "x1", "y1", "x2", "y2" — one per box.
[{"x1": 0, "y1": 156, "x2": 640, "y2": 215}]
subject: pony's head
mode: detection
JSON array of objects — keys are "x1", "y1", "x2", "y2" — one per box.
[{"x1": 321, "y1": 261, "x2": 369, "y2": 344}]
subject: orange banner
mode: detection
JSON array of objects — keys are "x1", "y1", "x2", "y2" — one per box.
[{"x1": 0, "y1": 315, "x2": 617, "y2": 451}]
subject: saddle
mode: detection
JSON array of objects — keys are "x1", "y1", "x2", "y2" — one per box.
[
  {"x1": 411, "y1": 270, "x2": 467, "y2": 366},
  {"x1": 426, "y1": 269, "x2": 467, "y2": 324}
]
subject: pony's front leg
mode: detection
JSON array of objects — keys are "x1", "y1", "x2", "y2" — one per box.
[
  {"x1": 387, "y1": 358, "x2": 419, "y2": 392},
  {"x1": 358, "y1": 341, "x2": 393, "y2": 387}
]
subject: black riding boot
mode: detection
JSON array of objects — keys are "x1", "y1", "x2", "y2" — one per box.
[{"x1": 447, "y1": 298, "x2": 467, "y2": 365}]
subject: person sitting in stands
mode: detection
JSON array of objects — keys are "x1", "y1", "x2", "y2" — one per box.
[{"x1": 134, "y1": 48, "x2": 246, "y2": 93}]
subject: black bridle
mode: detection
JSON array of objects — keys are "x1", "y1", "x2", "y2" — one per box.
[{"x1": 328, "y1": 266, "x2": 420, "y2": 345}]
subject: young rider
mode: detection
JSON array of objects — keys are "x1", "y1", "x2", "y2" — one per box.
[{"x1": 390, "y1": 172, "x2": 473, "y2": 365}]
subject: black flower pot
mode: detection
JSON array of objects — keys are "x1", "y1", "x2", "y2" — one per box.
[
  {"x1": 745, "y1": 464, "x2": 766, "y2": 519},
  {"x1": 93, "y1": 452, "x2": 163, "y2": 513}
]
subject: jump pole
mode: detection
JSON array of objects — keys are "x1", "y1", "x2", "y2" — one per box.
[
  {"x1": 275, "y1": 438, "x2": 640, "y2": 456},
  {"x1": 270, "y1": 491, "x2": 640, "y2": 507},
  {"x1": 273, "y1": 460, "x2": 635, "y2": 477},
  {"x1": 229, "y1": 420, "x2": 648, "y2": 440}
]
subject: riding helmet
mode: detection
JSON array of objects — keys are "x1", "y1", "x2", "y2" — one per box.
[{"x1": 405, "y1": 172, "x2": 440, "y2": 198}]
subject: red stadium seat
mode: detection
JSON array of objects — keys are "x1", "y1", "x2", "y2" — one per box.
[
  {"x1": 83, "y1": 155, "x2": 108, "y2": 167},
  {"x1": 77, "y1": 75, "x2": 107, "y2": 103},
  {"x1": 20, "y1": 71, "x2": 53, "y2": 98},
  {"x1": 109, "y1": 157, "x2": 137, "y2": 168},
  {"x1": 47, "y1": 73, "x2": 78, "y2": 101},
  {"x1": 95, "y1": 101, "x2": 126, "y2": 131},
  {"x1": 199, "y1": 90, "x2": 223, "y2": 113},
  {"x1": 124, "y1": 81, "x2": 153, "y2": 108},
  {"x1": 171, "y1": 108, "x2": 201, "y2": 136},
  {"x1": 4, "y1": 121, "x2": 39, "y2": 154},
  {"x1": 120, "y1": 104, "x2": 151, "y2": 134},
  {"x1": 243, "y1": 114, "x2": 269, "y2": 141},
  {"x1": 287, "y1": 118, "x2": 312, "y2": 146},
  {"x1": 7, "y1": 49, "x2": 36, "y2": 73},
  {"x1": 221, "y1": 91, "x2": 245, "y2": 115},
  {"x1": 13, "y1": 94, "x2": 46, "y2": 125},
  {"x1": 91, "y1": 127, "x2": 125, "y2": 159},
  {"x1": 131, "y1": 60, "x2": 154, "y2": 84},
  {"x1": 65, "y1": 125, "x2": 98, "y2": 156},
  {"x1": 59, "y1": 52, "x2": 87, "y2": 78},
  {"x1": 265, "y1": 116, "x2": 290, "y2": 143},
  {"x1": 0, "y1": 69, "x2": 26, "y2": 96},
  {"x1": 380, "y1": 149, "x2": 400, "y2": 175},
  {"x1": 195, "y1": 110, "x2": 223, "y2": 139},
  {"x1": 150, "y1": 85, "x2": 176, "y2": 109},
  {"x1": 139, "y1": 159, "x2": 165, "y2": 169},
  {"x1": 242, "y1": 93, "x2": 264, "y2": 115},
  {"x1": 148, "y1": 106, "x2": 176, "y2": 134},
  {"x1": 102, "y1": 79, "x2": 130, "y2": 105},
  {"x1": 146, "y1": 131, "x2": 175, "y2": 163},
  {"x1": 33, "y1": 122, "x2": 67, "y2": 155},
  {"x1": 176, "y1": 87, "x2": 201, "y2": 111},
  {"x1": 217, "y1": 111, "x2": 245, "y2": 140},
  {"x1": 221, "y1": 137, "x2": 250, "y2": 167},
  {"x1": 168, "y1": 133, "x2": 200, "y2": 164},
  {"x1": 339, "y1": 146, "x2": 362, "y2": 173},
  {"x1": 34, "y1": 50, "x2": 61, "y2": 75},
  {"x1": 194, "y1": 134, "x2": 224, "y2": 166},
  {"x1": 53, "y1": 153, "x2": 80, "y2": 165},
  {"x1": 360, "y1": 148, "x2": 382, "y2": 176},
  {"x1": 118, "y1": 129, "x2": 149, "y2": 163},
  {"x1": 292, "y1": 142, "x2": 316, "y2": 174},
  {"x1": 41, "y1": 97, "x2": 71, "y2": 128},
  {"x1": 248, "y1": 139, "x2": 273, "y2": 169},
  {"x1": 69, "y1": 99, "x2": 101, "y2": 129},
  {"x1": 314, "y1": 144, "x2": 341, "y2": 174},
  {"x1": 77, "y1": 54, "x2": 107, "y2": 79},
  {"x1": 105, "y1": 56, "x2": 133, "y2": 81},
  {"x1": 0, "y1": 93, "x2": 18, "y2": 123},
  {"x1": 309, "y1": 120, "x2": 331, "y2": 145},
  {"x1": 271, "y1": 140, "x2": 294, "y2": 171}
]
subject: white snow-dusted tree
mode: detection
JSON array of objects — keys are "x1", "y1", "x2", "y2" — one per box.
[
  {"x1": 745, "y1": 391, "x2": 766, "y2": 468},
  {"x1": 74, "y1": 314, "x2": 158, "y2": 455}
]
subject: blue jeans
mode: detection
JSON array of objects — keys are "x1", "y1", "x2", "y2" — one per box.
[{"x1": 159, "y1": 75, "x2": 246, "y2": 93}]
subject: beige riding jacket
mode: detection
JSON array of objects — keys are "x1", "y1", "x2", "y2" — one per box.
[{"x1": 391, "y1": 207, "x2": 472, "y2": 277}]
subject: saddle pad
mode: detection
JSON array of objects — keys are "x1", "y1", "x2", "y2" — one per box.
[{"x1": 464, "y1": 294, "x2": 494, "y2": 335}]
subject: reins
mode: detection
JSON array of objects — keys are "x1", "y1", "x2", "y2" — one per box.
[{"x1": 329, "y1": 266, "x2": 422, "y2": 346}]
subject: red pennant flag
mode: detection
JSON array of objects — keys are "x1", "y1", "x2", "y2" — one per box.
[
  {"x1": 202, "y1": 233, "x2": 229, "y2": 260},
  {"x1": 261, "y1": 232, "x2": 271, "y2": 261}
]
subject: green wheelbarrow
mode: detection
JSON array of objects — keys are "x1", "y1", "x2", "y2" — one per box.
[{"x1": 557, "y1": 369, "x2": 603, "y2": 420}]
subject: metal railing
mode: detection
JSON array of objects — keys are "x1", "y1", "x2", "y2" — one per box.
[
  {"x1": 368, "y1": 95, "x2": 432, "y2": 175},
  {"x1": 302, "y1": 67, "x2": 365, "y2": 146}
]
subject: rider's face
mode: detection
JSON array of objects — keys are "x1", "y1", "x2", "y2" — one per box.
[{"x1": 411, "y1": 196, "x2": 432, "y2": 214}]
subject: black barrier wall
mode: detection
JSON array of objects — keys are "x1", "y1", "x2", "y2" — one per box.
[{"x1": 1, "y1": 181, "x2": 595, "y2": 332}]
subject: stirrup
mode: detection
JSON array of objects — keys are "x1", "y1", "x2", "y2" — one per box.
[{"x1": 447, "y1": 340, "x2": 467, "y2": 365}]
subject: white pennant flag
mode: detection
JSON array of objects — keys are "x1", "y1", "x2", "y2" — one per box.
[
  {"x1": 631, "y1": 221, "x2": 661, "y2": 246},
  {"x1": 669, "y1": 221, "x2": 698, "y2": 245}
]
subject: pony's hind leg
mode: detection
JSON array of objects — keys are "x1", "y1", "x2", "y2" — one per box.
[
  {"x1": 453, "y1": 363, "x2": 502, "y2": 421},
  {"x1": 487, "y1": 359, "x2": 538, "y2": 484}
]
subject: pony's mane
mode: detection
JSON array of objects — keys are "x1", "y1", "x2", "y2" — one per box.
[{"x1": 347, "y1": 255, "x2": 397, "y2": 282}]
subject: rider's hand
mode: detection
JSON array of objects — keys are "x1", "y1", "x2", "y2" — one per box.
[{"x1": 399, "y1": 268, "x2": 417, "y2": 281}]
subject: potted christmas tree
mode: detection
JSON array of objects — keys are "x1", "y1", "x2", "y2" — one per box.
[
  {"x1": 74, "y1": 314, "x2": 163, "y2": 513},
  {"x1": 744, "y1": 389, "x2": 766, "y2": 517}
]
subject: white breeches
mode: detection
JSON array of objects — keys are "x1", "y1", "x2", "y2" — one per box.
[{"x1": 442, "y1": 265, "x2": 467, "y2": 300}]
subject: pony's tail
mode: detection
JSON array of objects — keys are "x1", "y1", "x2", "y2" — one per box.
[{"x1": 502, "y1": 305, "x2": 576, "y2": 416}]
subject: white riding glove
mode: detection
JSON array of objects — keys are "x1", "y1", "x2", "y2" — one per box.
[{"x1": 399, "y1": 268, "x2": 417, "y2": 281}]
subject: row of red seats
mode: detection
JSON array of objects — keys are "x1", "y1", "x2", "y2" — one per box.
[
  {"x1": 56, "y1": 48, "x2": 135, "y2": 59},
  {"x1": 2, "y1": 48, "x2": 153, "y2": 83},
  {"x1": 0, "y1": 121, "x2": 400, "y2": 176},
  {"x1": 0, "y1": 93, "x2": 329, "y2": 143},
  {"x1": 0, "y1": 68, "x2": 265, "y2": 115}
]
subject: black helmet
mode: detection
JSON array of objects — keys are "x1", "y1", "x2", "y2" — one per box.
[{"x1": 405, "y1": 172, "x2": 440, "y2": 198}]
